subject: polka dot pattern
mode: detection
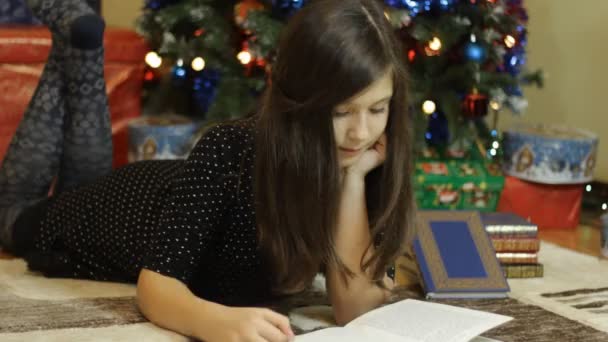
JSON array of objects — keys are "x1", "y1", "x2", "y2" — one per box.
[{"x1": 27, "y1": 120, "x2": 274, "y2": 305}]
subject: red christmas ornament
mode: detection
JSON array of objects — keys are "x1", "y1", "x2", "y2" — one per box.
[
  {"x1": 462, "y1": 88, "x2": 489, "y2": 119},
  {"x1": 234, "y1": 0, "x2": 264, "y2": 27},
  {"x1": 407, "y1": 49, "x2": 416, "y2": 62}
]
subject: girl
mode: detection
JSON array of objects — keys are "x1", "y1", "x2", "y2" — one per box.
[{"x1": 0, "y1": 0, "x2": 415, "y2": 341}]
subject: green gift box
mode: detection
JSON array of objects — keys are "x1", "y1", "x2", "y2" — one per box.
[{"x1": 414, "y1": 150, "x2": 505, "y2": 211}]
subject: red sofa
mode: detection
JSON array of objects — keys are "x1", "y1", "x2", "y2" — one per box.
[{"x1": 0, "y1": 26, "x2": 148, "y2": 168}]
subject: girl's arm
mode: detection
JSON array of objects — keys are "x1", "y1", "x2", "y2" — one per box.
[
  {"x1": 325, "y1": 173, "x2": 394, "y2": 326},
  {"x1": 137, "y1": 268, "x2": 294, "y2": 341}
]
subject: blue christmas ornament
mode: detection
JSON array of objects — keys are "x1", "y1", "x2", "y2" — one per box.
[
  {"x1": 503, "y1": 46, "x2": 525, "y2": 75},
  {"x1": 384, "y1": 0, "x2": 457, "y2": 15},
  {"x1": 172, "y1": 65, "x2": 187, "y2": 79},
  {"x1": 426, "y1": 111, "x2": 449, "y2": 146},
  {"x1": 517, "y1": 27, "x2": 528, "y2": 47},
  {"x1": 464, "y1": 42, "x2": 486, "y2": 63},
  {"x1": 272, "y1": 0, "x2": 308, "y2": 18},
  {"x1": 434, "y1": 0, "x2": 457, "y2": 11},
  {"x1": 145, "y1": 0, "x2": 161, "y2": 9},
  {"x1": 192, "y1": 69, "x2": 221, "y2": 114},
  {"x1": 402, "y1": 0, "x2": 428, "y2": 16},
  {"x1": 384, "y1": 0, "x2": 401, "y2": 8},
  {"x1": 505, "y1": 85, "x2": 522, "y2": 97},
  {"x1": 171, "y1": 64, "x2": 188, "y2": 88},
  {"x1": 145, "y1": 0, "x2": 180, "y2": 10}
]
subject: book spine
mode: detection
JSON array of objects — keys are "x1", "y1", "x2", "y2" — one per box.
[
  {"x1": 413, "y1": 238, "x2": 436, "y2": 294},
  {"x1": 502, "y1": 264, "x2": 544, "y2": 278},
  {"x1": 491, "y1": 238, "x2": 540, "y2": 252},
  {"x1": 485, "y1": 225, "x2": 538, "y2": 237},
  {"x1": 496, "y1": 252, "x2": 538, "y2": 264}
]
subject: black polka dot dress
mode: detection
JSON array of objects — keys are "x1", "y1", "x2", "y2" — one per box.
[{"x1": 22, "y1": 120, "x2": 274, "y2": 306}]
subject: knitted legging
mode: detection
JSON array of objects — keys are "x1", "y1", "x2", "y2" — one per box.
[{"x1": 0, "y1": 0, "x2": 112, "y2": 253}]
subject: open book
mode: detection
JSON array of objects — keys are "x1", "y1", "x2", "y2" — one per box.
[{"x1": 295, "y1": 299, "x2": 512, "y2": 342}]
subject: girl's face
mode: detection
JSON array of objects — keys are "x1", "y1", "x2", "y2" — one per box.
[{"x1": 332, "y1": 70, "x2": 393, "y2": 168}]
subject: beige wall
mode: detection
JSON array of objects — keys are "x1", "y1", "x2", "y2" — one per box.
[
  {"x1": 102, "y1": 0, "x2": 608, "y2": 181},
  {"x1": 499, "y1": 0, "x2": 608, "y2": 182},
  {"x1": 102, "y1": 0, "x2": 143, "y2": 28}
]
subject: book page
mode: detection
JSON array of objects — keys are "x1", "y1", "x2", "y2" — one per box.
[
  {"x1": 347, "y1": 299, "x2": 512, "y2": 342},
  {"x1": 294, "y1": 326, "x2": 404, "y2": 342}
]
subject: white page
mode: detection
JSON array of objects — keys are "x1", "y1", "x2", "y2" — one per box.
[
  {"x1": 295, "y1": 326, "x2": 405, "y2": 342},
  {"x1": 347, "y1": 299, "x2": 512, "y2": 342}
]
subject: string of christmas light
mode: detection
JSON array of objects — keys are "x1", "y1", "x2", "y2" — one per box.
[{"x1": 138, "y1": 0, "x2": 542, "y2": 157}]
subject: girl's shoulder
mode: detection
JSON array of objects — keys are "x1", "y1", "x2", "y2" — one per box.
[
  {"x1": 198, "y1": 117, "x2": 257, "y2": 149},
  {"x1": 188, "y1": 118, "x2": 257, "y2": 169}
]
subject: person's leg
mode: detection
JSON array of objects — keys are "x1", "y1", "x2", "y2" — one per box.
[
  {"x1": 0, "y1": 0, "x2": 112, "y2": 252},
  {"x1": 56, "y1": 14, "x2": 112, "y2": 192},
  {"x1": 0, "y1": 40, "x2": 66, "y2": 252},
  {"x1": 26, "y1": 0, "x2": 113, "y2": 193}
]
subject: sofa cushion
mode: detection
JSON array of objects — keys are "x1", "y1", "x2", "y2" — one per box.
[{"x1": 0, "y1": 27, "x2": 148, "y2": 64}]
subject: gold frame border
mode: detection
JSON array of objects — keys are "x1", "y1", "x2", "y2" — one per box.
[{"x1": 417, "y1": 211, "x2": 508, "y2": 290}]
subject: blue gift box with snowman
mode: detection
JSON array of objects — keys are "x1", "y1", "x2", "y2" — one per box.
[{"x1": 502, "y1": 124, "x2": 598, "y2": 185}]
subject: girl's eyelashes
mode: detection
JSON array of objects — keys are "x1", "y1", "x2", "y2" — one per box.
[
  {"x1": 333, "y1": 111, "x2": 350, "y2": 117},
  {"x1": 333, "y1": 106, "x2": 388, "y2": 117},
  {"x1": 370, "y1": 106, "x2": 388, "y2": 114}
]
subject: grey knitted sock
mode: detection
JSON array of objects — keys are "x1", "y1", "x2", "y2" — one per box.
[
  {"x1": 0, "y1": 40, "x2": 66, "y2": 250},
  {"x1": 26, "y1": 0, "x2": 112, "y2": 192},
  {"x1": 57, "y1": 42, "x2": 113, "y2": 192}
]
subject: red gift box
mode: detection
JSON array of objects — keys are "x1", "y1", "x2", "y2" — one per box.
[
  {"x1": 0, "y1": 27, "x2": 148, "y2": 168},
  {"x1": 497, "y1": 175, "x2": 583, "y2": 229}
]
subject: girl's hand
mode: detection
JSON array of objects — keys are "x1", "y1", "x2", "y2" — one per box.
[
  {"x1": 345, "y1": 133, "x2": 387, "y2": 179},
  {"x1": 204, "y1": 306, "x2": 294, "y2": 342}
]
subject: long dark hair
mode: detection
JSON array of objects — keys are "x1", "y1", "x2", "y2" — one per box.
[{"x1": 255, "y1": 0, "x2": 415, "y2": 293}]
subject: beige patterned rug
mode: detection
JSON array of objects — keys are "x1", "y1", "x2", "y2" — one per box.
[{"x1": 0, "y1": 242, "x2": 607, "y2": 341}]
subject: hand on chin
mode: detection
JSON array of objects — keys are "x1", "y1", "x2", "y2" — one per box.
[{"x1": 342, "y1": 133, "x2": 387, "y2": 180}]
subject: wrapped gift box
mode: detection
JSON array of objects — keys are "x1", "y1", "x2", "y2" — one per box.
[
  {"x1": 502, "y1": 123, "x2": 598, "y2": 184},
  {"x1": 128, "y1": 116, "x2": 203, "y2": 162},
  {"x1": 0, "y1": 26, "x2": 148, "y2": 168},
  {"x1": 497, "y1": 175, "x2": 583, "y2": 229},
  {"x1": 414, "y1": 147, "x2": 505, "y2": 212}
]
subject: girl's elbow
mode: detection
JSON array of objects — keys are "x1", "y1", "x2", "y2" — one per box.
[
  {"x1": 332, "y1": 303, "x2": 365, "y2": 326},
  {"x1": 136, "y1": 269, "x2": 158, "y2": 319}
]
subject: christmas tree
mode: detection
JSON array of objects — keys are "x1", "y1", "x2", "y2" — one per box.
[{"x1": 137, "y1": 0, "x2": 541, "y2": 157}]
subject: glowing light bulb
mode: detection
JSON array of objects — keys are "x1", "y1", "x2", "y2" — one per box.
[
  {"x1": 176, "y1": 58, "x2": 184, "y2": 67},
  {"x1": 145, "y1": 51, "x2": 162, "y2": 69},
  {"x1": 191, "y1": 57, "x2": 206, "y2": 71},
  {"x1": 489, "y1": 149, "x2": 497, "y2": 156},
  {"x1": 428, "y1": 37, "x2": 442, "y2": 51},
  {"x1": 586, "y1": 184, "x2": 592, "y2": 192},
  {"x1": 422, "y1": 100, "x2": 436, "y2": 114},
  {"x1": 492, "y1": 141, "x2": 500, "y2": 149},
  {"x1": 408, "y1": 49, "x2": 416, "y2": 62},
  {"x1": 490, "y1": 100, "x2": 501, "y2": 110},
  {"x1": 504, "y1": 35, "x2": 516, "y2": 48},
  {"x1": 237, "y1": 50, "x2": 252, "y2": 65}
]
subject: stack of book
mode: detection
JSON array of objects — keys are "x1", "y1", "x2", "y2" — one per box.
[
  {"x1": 481, "y1": 212, "x2": 544, "y2": 278},
  {"x1": 413, "y1": 211, "x2": 510, "y2": 299}
]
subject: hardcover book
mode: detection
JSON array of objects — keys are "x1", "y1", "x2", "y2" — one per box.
[
  {"x1": 491, "y1": 237, "x2": 540, "y2": 252},
  {"x1": 496, "y1": 252, "x2": 538, "y2": 264},
  {"x1": 413, "y1": 211, "x2": 509, "y2": 299},
  {"x1": 481, "y1": 212, "x2": 538, "y2": 238},
  {"x1": 502, "y1": 263, "x2": 544, "y2": 278}
]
